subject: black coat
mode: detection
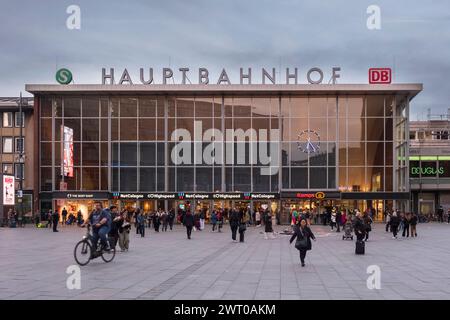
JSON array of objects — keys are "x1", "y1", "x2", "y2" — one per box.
[
  {"x1": 390, "y1": 216, "x2": 400, "y2": 227},
  {"x1": 229, "y1": 211, "x2": 240, "y2": 227},
  {"x1": 290, "y1": 225, "x2": 315, "y2": 251},
  {"x1": 353, "y1": 218, "x2": 366, "y2": 236},
  {"x1": 183, "y1": 213, "x2": 194, "y2": 227}
]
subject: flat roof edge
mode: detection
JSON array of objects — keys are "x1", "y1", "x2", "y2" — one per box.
[{"x1": 26, "y1": 83, "x2": 423, "y2": 96}]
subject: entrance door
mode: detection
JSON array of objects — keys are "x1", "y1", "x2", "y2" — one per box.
[{"x1": 419, "y1": 200, "x2": 434, "y2": 219}]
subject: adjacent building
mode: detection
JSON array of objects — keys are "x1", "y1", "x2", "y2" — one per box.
[
  {"x1": 410, "y1": 111, "x2": 450, "y2": 216},
  {"x1": 0, "y1": 97, "x2": 35, "y2": 223}
]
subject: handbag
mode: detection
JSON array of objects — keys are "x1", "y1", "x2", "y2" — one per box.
[
  {"x1": 294, "y1": 229, "x2": 308, "y2": 250},
  {"x1": 239, "y1": 223, "x2": 247, "y2": 232}
]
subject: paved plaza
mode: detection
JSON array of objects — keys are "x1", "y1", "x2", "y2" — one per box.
[{"x1": 1, "y1": 222, "x2": 450, "y2": 300}]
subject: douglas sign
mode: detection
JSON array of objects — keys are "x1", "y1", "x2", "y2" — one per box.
[{"x1": 101, "y1": 67, "x2": 342, "y2": 85}]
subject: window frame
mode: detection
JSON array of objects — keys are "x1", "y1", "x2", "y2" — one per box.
[{"x1": 2, "y1": 137, "x2": 13, "y2": 153}]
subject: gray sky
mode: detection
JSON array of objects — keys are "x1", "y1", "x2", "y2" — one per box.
[{"x1": 1, "y1": 0, "x2": 449, "y2": 119}]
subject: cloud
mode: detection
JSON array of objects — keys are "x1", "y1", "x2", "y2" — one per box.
[{"x1": 0, "y1": 0, "x2": 449, "y2": 118}]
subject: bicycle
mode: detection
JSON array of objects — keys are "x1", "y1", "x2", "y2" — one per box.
[{"x1": 74, "y1": 224, "x2": 116, "y2": 266}]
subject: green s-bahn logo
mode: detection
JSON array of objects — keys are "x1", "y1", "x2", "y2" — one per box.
[{"x1": 56, "y1": 68, "x2": 73, "y2": 85}]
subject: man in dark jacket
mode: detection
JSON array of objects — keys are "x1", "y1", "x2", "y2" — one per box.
[
  {"x1": 108, "y1": 206, "x2": 120, "y2": 247},
  {"x1": 183, "y1": 210, "x2": 194, "y2": 239},
  {"x1": 353, "y1": 212, "x2": 366, "y2": 242},
  {"x1": 168, "y1": 209, "x2": 175, "y2": 230},
  {"x1": 437, "y1": 206, "x2": 444, "y2": 223},
  {"x1": 229, "y1": 208, "x2": 240, "y2": 242},
  {"x1": 52, "y1": 210, "x2": 60, "y2": 232}
]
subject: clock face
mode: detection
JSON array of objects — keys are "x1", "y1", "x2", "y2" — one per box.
[{"x1": 297, "y1": 129, "x2": 321, "y2": 153}]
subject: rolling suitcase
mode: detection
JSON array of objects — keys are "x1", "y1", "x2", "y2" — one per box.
[{"x1": 355, "y1": 240, "x2": 365, "y2": 255}]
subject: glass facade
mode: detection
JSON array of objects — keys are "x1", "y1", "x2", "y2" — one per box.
[{"x1": 39, "y1": 94, "x2": 408, "y2": 196}]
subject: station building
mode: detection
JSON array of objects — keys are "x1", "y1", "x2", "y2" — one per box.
[{"x1": 26, "y1": 83, "x2": 422, "y2": 223}]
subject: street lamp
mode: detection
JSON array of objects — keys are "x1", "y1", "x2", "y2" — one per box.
[{"x1": 18, "y1": 93, "x2": 24, "y2": 226}]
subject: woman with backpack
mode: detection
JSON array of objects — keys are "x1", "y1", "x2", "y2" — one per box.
[{"x1": 289, "y1": 218, "x2": 316, "y2": 267}]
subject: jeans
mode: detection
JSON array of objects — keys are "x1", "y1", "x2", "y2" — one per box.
[
  {"x1": 92, "y1": 226, "x2": 110, "y2": 250},
  {"x1": 385, "y1": 221, "x2": 390, "y2": 232},
  {"x1": 231, "y1": 225, "x2": 238, "y2": 240},
  {"x1": 392, "y1": 225, "x2": 398, "y2": 238},
  {"x1": 402, "y1": 223, "x2": 409, "y2": 237},
  {"x1": 239, "y1": 231, "x2": 245, "y2": 242},
  {"x1": 186, "y1": 226, "x2": 193, "y2": 239},
  {"x1": 118, "y1": 230, "x2": 129, "y2": 250},
  {"x1": 138, "y1": 224, "x2": 145, "y2": 237},
  {"x1": 212, "y1": 223, "x2": 217, "y2": 231}
]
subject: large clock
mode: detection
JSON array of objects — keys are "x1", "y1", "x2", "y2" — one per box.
[{"x1": 297, "y1": 129, "x2": 321, "y2": 153}]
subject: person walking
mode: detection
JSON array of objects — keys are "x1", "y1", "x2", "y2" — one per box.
[
  {"x1": 76, "y1": 210, "x2": 83, "y2": 226},
  {"x1": 353, "y1": 212, "x2": 366, "y2": 242},
  {"x1": 161, "y1": 210, "x2": 169, "y2": 232},
  {"x1": 229, "y1": 208, "x2": 240, "y2": 243},
  {"x1": 289, "y1": 218, "x2": 316, "y2": 267},
  {"x1": 402, "y1": 212, "x2": 411, "y2": 238},
  {"x1": 183, "y1": 210, "x2": 194, "y2": 239},
  {"x1": 390, "y1": 211, "x2": 400, "y2": 239},
  {"x1": 385, "y1": 210, "x2": 391, "y2": 232},
  {"x1": 264, "y1": 211, "x2": 276, "y2": 239},
  {"x1": 168, "y1": 208, "x2": 175, "y2": 230},
  {"x1": 410, "y1": 212, "x2": 418, "y2": 237},
  {"x1": 255, "y1": 210, "x2": 261, "y2": 227},
  {"x1": 61, "y1": 207, "x2": 68, "y2": 226},
  {"x1": 153, "y1": 210, "x2": 161, "y2": 232},
  {"x1": 211, "y1": 210, "x2": 218, "y2": 232},
  {"x1": 238, "y1": 212, "x2": 246, "y2": 243},
  {"x1": 199, "y1": 208, "x2": 206, "y2": 230},
  {"x1": 437, "y1": 206, "x2": 444, "y2": 223},
  {"x1": 217, "y1": 209, "x2": 223, "y2": 233},
  {"x1": 52, "y1": 209, "x2": 59, "y2": 232},
  {"x1": 108, "y1": 206, "x2": 120, "y2": 248},
  {"x1": 330, "y1": 209, "x2": 337, "y2": 231},
  {"x1": 336, "y1": 209, "x2": 342, "y2": 232},
  {"x1": 363, "y1": 213, "x2": 373, "y2": 241},
  {"x1": 118, "y1": 210, "x2": 131, "y2": 251},
  {"x1": 136, "y1": 209, "x2": 145, "y2": 237}
]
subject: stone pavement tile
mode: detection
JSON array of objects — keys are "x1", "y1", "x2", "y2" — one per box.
[
  {"x1": 254, "y1": 291, "x2": 280, "y2": 300},
  {"x1": 3, "y1": 224, "x2": 450, "y2": 300},
  {"x1": 280, "y1": 294, "x2": 301, "y2": 300},
  {"x1": 68, "y1": 288, "x2": 118, "y2": 300},
  {"x1": 200, "y1": 289, "x2": 226, "y2": 300}
]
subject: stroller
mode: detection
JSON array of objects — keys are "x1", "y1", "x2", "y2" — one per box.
[{"x1": 342, "y1": 221, "x2": 354, "y2": 240}]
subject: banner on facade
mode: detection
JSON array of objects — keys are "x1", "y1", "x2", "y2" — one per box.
[{"x1": 3, "y1": 175, "x2": 15, "y2": 205}]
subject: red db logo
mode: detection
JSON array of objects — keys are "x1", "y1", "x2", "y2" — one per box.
[{"x1": 369, "y1": 68, "x2": 392, "y2": 84}]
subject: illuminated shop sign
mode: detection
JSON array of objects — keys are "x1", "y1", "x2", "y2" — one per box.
[
  {"x1": 101, "y1": 67, "x2": 342, "y2": 85},
  {"x1": 62, "y1": 126, "x2": 74, "y2": 177},
  {"x1": 411, "y1": 166, "x2": 444, "y2": 176},
  {"x1": 111, "y1": 192, "x2": 279, "y2": 200},
  {"x1": 409, "y1": 159, "x2": 450, "y2": 178}
]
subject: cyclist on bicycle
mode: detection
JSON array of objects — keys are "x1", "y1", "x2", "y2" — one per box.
[{"x1": 82, "y1": 202, "x2": 112, "y2": 252}]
